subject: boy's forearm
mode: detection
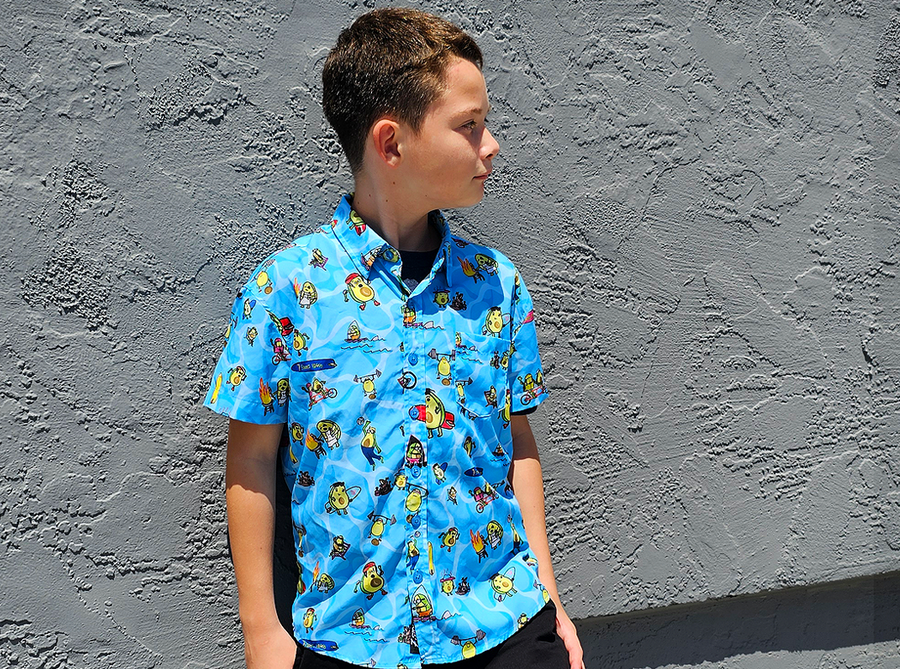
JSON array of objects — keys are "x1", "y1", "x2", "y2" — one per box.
[
  {"x1": 508, "y1": 415, "x2": 562, "y2": 607},
  {"x1": 225, "y1": 420, "x2": 284, "y2": 631}
]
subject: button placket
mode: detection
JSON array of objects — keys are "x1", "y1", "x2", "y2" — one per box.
[{"x1": 402, "y1": 300, "x2": 431, "y2": 649}]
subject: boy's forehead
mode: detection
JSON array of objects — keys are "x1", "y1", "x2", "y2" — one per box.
[{"x1": 431, "y1": 58, "x2": 490, "y2": 114}]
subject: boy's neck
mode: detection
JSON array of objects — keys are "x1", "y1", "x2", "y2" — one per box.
[{"x1": 350, "y1": 177, "x2": 442, "y2": 252}]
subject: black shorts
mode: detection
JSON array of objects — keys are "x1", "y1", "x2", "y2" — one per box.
[{"x1": 293, "y1": 601, "x2": 569, "y2": 669}]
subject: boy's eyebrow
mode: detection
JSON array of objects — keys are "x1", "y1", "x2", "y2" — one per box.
[{"x1": 456, "y1": 104, "x2": 492, "y2": 117}]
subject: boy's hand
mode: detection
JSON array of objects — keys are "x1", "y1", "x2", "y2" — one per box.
[
  {"x1": 555, "y1": 605, "x2": 585, "y2": 669},
  {"x1": 243, "y1": 620, "x2": 297, "y2": 669}
]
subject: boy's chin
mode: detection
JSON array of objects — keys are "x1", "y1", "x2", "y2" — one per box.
[
  {"x1": 428, "y1": 184, "x2": 488, "y2": 212},
  {"x1": 450, "y1": 188, "x2": 487, "y2": 209}
]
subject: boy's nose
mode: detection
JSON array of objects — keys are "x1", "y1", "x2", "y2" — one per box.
[{"x1": 483, "y1": 127, "x2": 500, "y2": 160}]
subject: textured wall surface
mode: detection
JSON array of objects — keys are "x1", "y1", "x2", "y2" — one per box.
[{"x1": 1, "y1": 0, "x2": 898, "y2": 667}]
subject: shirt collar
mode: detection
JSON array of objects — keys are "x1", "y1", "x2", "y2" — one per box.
[{"x1": 328, "y1": 194, "x2": 455, "y2": 288}]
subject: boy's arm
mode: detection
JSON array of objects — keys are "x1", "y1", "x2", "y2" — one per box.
[
  {"x1": 226, "y1": 418, "x2": 297, "y2": 669},
  {"x1": 509, "y1": 414, "x2": 585, "y2": 669}
]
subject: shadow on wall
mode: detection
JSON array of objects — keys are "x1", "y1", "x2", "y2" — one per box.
[{"x1": 578, "y1": 571, "x2": 900, "y2": 668}]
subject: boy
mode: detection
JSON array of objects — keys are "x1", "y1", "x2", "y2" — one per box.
[{"x1": 205, "y1": 8, "x2": 584, "y2": 669}]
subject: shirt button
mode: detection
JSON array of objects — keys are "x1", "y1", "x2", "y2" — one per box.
[
  {"x1": 408, "y1": 353, "x2": 418, "y2": 366},
  {"x1": 413, "y1": 571, "x2": 424, "y2": 584}
]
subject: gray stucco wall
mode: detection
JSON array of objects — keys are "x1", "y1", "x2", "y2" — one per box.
[{"x1": 2, "y1": 0, "x2": 898, "y2": 667}]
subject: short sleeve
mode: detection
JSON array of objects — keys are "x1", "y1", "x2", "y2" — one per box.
[
  {"x1": 507, "y1": 271, "x2": 549, "y2": 413},
  {"x1": 203, "y1": 277, "x2": 291, "y2": 425}
]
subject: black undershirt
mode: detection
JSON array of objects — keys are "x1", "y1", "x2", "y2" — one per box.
[
  {"x1": 397, "y1": 248, "x2": 536, "y2": 417},
  {"x1": 398, "y1": 248, "x2": 438, "y2": 288}
]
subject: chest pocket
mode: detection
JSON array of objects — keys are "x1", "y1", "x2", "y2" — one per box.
[
  {"x1": 289, "y1": 333, "x2": 393, "y2": 463},
  {"x1": 453, "y1": 331, "x2": 511, "y2": 420}
]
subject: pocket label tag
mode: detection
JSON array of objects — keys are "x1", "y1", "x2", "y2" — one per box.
[{"x1": 291, "y1": 359, "x2": 337, "y2": 373}]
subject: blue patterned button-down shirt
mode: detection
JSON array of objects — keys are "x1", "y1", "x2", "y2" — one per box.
[{"x1": 205, "y1": 196, "x2": 550, "y2": 668}]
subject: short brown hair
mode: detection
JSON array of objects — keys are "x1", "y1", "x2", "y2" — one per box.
[{"x1": 322, "y1": 8, "x2": 483, "y2": 175}]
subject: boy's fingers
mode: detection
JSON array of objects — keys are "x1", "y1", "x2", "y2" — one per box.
[
  {"x1": 567, "y1": 643, "x2": 584, "y2": 669},
  {"x1": 554, "y1": 613, "x2": 584, "y2": 669}
]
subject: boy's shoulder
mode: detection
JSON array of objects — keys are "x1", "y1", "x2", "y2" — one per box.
[
  {"x1": 261, "y1": 226, "x2": 333, "y2": 268},
  {"x1": 242, "y1": 225, "x2": 335, "y2": 280},
  {"x1": 446, "y1": 231, "x2": 524, "y2": 286},
  {"x1": 232, "y1": 225, "x2": 339, "y2": 313}
]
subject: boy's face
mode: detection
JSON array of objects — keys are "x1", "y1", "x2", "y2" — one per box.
[{"x1": 397, "y1": 58, "x2": 500, "y2": 211}]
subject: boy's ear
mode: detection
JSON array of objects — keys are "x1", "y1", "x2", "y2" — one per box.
[{"x1": 370, "y1": 119, "x2": 402, "y2": 167}]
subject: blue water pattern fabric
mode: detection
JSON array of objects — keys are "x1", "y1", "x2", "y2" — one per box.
[{"x1": 205, "y1": 195, "x2": 551, "y2": 668}]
